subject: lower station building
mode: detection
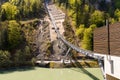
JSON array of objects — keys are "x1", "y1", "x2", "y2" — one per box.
[{"x1": 94, "y1": 22, "x2": 120, "y2": 80}]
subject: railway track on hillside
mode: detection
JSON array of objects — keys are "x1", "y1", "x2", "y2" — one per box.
[{"x1": 45, "y1": 1, "x2": 106, "y2": 80}]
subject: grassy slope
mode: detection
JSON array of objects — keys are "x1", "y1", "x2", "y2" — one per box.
[{"x1": 0, "y1": 67, "x2": 104, "y2": 80}]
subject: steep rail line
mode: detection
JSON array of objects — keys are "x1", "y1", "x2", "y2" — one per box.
[{"x1": 45, "y1": 2, "x2": 106, "y2": 80}]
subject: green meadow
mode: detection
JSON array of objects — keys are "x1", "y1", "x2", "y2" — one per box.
[{"x1": 0, "y1": 67, "x2": 104, "y2": 80}]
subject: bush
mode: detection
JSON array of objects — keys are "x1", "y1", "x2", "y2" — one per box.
[
  {"x1": 49, "y1": 62, "x2": 55, "y2": 68},
  {"x1": 0, "y1": 50, "x2": 12, "y2": 69}
]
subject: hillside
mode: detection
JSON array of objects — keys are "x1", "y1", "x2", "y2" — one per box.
[
  {"x1": 53, "y1": 0, "x2": 120, "y2": 50},
  {"x1": 1, "y1": 0, "x2": 120, "y2": 69},
  {"x1": 0, "y1": 0, "x2": 46, "y2": 69}
]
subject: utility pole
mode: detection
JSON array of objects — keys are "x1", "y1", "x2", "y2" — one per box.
[{"x1": 106, "y1": 19, "x2": 110, "y2": 55}]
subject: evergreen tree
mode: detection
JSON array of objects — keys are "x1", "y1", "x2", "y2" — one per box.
[
  {"x1": 0, "y1": 50, "x2": 11, "y2": 68},
  {"x1": 8, "y1": 20, "x2": 23, "y2": 49}
]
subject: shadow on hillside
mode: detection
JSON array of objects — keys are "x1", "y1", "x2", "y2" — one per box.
[{"x1": 0, "y1": 67, "x2": 35, "y2": 74}]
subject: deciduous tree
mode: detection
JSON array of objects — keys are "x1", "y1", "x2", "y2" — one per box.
[
  {"x1": 0, "y1": 50, "x2": 11, "y2": 68},
  {"x1": 114, "y1": 9, "x2": 120, "y2": 21},
  {"x1": 8, "y1": 20, "x2": 23, "y2": 49},
  {"x1": 1, "y1": 2, "x2": 19, "y2": 20},
  {"x1": 89, "y1": 10, "x2": 104, "y2": 27}
]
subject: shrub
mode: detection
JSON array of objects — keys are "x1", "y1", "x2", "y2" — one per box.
[{"x1": 50, "y1": 62, "x2": 55, "y2": 68}]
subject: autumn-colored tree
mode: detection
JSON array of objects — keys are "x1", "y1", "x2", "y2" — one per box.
[
  {"x1": 89, "y1": 10, "x2": 104, "y2": 27},
  {"x1": 76, "y1": 24, "x2": 85, "y2": 40},
  {"x1": 1, "y1": 2, "x2": 19, "y2": 20},
  {"x1": 114, "y1": 9, "x2": 120, "y2": 21},
  {"x1": 81, "y1": 24, "x2": 96, "y2": 50}
]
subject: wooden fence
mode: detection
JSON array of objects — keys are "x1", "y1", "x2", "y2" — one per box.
[{"x1": 94, "y1": 22, "x2": 120, "y2": 56}]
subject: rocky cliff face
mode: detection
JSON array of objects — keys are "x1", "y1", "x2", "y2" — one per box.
[{"x1": 36, "y1": 20, "x2": 67, "y2": 61}]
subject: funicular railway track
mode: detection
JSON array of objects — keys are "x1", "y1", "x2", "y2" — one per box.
[{"x1": 42, "y1": 1, "x2": 106, "y2": 80}]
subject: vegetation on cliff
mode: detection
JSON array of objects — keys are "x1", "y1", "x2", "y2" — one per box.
[
  {"x1": 53, "y1": 0, "x2": 120, "y2": 50},
  {"x1": 0, "y1": 0, "x2": 45, "y2": 69}
]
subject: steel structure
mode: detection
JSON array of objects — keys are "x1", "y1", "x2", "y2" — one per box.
[{"x1": 45, "y1": 2, "x2": 106, "y2": 80}]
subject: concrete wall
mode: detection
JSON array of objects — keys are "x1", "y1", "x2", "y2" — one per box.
[
  {"x1": 104, "y1": 55, "x2": 120, "y2": 79},
  {"x1": 94, "y1": 53, "x2": 120, "y2": 79}
]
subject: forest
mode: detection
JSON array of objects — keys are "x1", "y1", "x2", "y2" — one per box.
[
  {"x1": 1, "y1": 0, "x2": 120, "y2": 69},
  {"x1": 0, "y1": 0, "x2": 44, "y2": 69},
  {"x1": 53, "y1": 0, "x2": 120, "y2": 50}
]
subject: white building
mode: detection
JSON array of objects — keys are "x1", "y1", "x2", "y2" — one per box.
[{"x1": 94, "y1": 22, "x2": 120, "y2": 80}]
